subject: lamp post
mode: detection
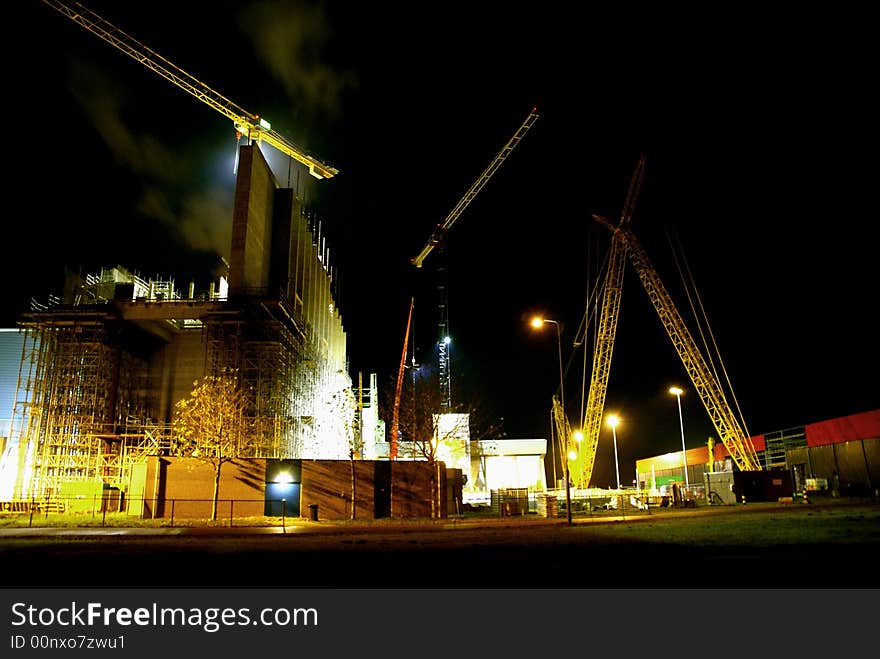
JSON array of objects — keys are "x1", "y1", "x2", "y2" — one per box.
[
  {"x1": 530, "y1": 316, "x2": 571, "y2": 525},
  {"x1": 607, "y1": 414, "x2": 621, "y2": 490},
  {"x1": 669, "y1": 386, "x2": 688, "y2": 487}
]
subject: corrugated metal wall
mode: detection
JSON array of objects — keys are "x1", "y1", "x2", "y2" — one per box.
[{"x1": 0, "y1": 329, "x2": 25, "y2": 438}]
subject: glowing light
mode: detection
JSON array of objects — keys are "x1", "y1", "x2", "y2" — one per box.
[
  {"x1": 258, "y1": 117, "x2": 271, "y2": 130},
  {"x1": 572, "y1": 430, "x2": 584, "y2": 442},
  {"x1": 608, "y1": 414, "x2": 622, "y2": 490},
  {"x1": 530, "y1": 316, "x2": 544, "y2": 328},
  {"x1": 567, "y1": 449, "x2": 578, "y2": 461},
  {"x1": 443, "y1": 336, "x2": 451, "y2": 344},
  {"x1": 669, "y1": 386, "x2": 688, "y2": 486},
  {"x1": 276, "y1": 472, "x2": 293, "y2": 484}
]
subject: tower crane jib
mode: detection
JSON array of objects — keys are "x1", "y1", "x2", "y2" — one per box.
[
  {"x1": 42, "y1": 0, "x2": 338, "y2": 180},
  {"x1": 411, "y1": 108, "x2": 539, "y2": 268},
  {"x1": 410, "y1": 108, "x2": 538, "y2": 412}
]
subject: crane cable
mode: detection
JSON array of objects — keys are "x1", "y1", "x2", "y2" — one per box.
[
  {"x1": 573, "y1": 222, "x2": 612, "y2": 426},
  {"x1": 667, "y1": 229, "x2": 752, "y2": 440}
]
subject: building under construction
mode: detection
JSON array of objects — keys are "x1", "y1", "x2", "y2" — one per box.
[{"x1": 3, "y1": 144, "x2": 353, "y2": 501}]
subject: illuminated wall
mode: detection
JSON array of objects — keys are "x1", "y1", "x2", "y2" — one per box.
[
  {"x1": 229, "y1": 144, "x2": 275, "y2": 295},
  {"x1": 224, "y1": 144, "x2": 352, "y2": 460},
  {"x1": 434, "y1": 413, "x2": 471, "y2": 475},
  {"x1": 468, "y1": 439, "x2": 547, "y2": 502}
]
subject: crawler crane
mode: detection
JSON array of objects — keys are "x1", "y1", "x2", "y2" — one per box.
[
  {"x1": 577, "y1": 156, "x2": 760, "y2": 488},
  {"x1": 42, "y1": 0, "x2": 338, "y2": 180},
  {"x1": 574, "y1": 155, "x2": 646, "y2": 488}
]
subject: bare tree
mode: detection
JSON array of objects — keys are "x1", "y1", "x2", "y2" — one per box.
[
  {"x1": 347, "y1": 381, "x2": 364, "y2": 520},
  {"x1": 172, "y1": 372, "x2": 251, "y2": 521},
  {"x1": 381, "y1": 369, "x2": 502, "y2": 517}
]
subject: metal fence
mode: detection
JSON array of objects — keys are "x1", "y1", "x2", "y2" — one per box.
[
  {"x1": 0, "y1": 497, "x2": 294, "y2": 528},
  {"x1": 490, "y1": 488, "x2": 658, "y2": 519}
]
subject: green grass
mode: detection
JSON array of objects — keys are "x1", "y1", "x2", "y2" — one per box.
[{"x1": 570, "y1": 503, "x2": 880, "y2": 547}]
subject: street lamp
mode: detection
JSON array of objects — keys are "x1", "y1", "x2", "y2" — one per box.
[
  {"x1": 607, "y1": 414, "x2": 621, "y2": 490},
  {"x1": 530, "y1": 316, "x2": 571, "y2": 525},
  {"x1": 669, "y1": 386, "x2": 688, "y2": 487}
]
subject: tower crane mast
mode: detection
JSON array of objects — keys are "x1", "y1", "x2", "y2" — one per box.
[{"x1": 42, "y1": 0, "x2": 338, "y2": 180}]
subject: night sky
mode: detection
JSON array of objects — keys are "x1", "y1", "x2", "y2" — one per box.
[{"x1": 5, "y1": 2, "x2": 877, "y2": 487}]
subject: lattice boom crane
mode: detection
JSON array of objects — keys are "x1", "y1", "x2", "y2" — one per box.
[
  {"x1": 577, "y1": 155, "x2": 761, "y2": 488},
  {"x1": 43, "y1": 0, "x2": 338, "y2": 180},
  {"x1": 611, "y1": 223, "x2": 761, "y2": 472},
  {"x1": 575, "y1": 155, "x2": 645, "y2": 488}
]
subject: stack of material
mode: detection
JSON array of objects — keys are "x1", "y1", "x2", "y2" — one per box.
[
  {"x1": 492, "y1": 488, "x2": 530, "y2": 516},
  {"x1": 536, "y1": 494, "x2": 558, "y2": 518}
]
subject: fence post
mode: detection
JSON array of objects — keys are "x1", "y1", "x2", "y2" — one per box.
[
  {"x1": 170, "y1": 499, "x2": 175, "y2": 527},
  {"x1": 28, "y1": 496, "x2": 35, "y2": 528},
  {"x1": 229, "y1": 500, "x2": 234, "y2": 528},
  {"x1": 102, "y1": 497, "x2": 107, "y2": 527},
  {"x1": 282, "y1": 499, "x2": 286, "y2": 534}
]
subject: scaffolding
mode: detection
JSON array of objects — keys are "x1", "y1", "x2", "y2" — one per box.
[
  {"x1": 8, "y1": 311, "x2": 152, "y2": 498},
  {"x1": 6, "y1": 261, "x2": 351, "y2": 502},
  {"x1": 203, "y1": 302, "x2": 315, "y2": 459}
]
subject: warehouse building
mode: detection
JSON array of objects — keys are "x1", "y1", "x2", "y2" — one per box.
[{"x1": 636, "y1": 409, "x2": 880, "y2": 503}]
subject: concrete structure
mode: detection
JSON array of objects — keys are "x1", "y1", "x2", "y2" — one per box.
[
  {"x1": 466, "y1": 438, "x2": 547, "y2": 504},
  {"x1": 0, "y1": 145, "x2": 352, "y2": 502}
]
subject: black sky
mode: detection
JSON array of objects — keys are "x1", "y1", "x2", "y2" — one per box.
[{"x1": 5, "y1": 1, "x2": 877, "y2": 486}]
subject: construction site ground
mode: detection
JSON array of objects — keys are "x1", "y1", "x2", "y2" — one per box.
[{"x1": 1, "y1": 498, "x2": 877, "y2": 589}]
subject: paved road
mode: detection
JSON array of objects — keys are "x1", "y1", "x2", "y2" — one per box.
[{"x1": 2, "y1": 502, "x2": 877, "y2": 589}]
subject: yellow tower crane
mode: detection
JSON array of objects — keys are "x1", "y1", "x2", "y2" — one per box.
[
  {"x1": 42, "y1": 0, "x2": 338, "y2": 180},
  {"x1": 575, "y1": 156, "x2": 761, "y2": 489}
]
